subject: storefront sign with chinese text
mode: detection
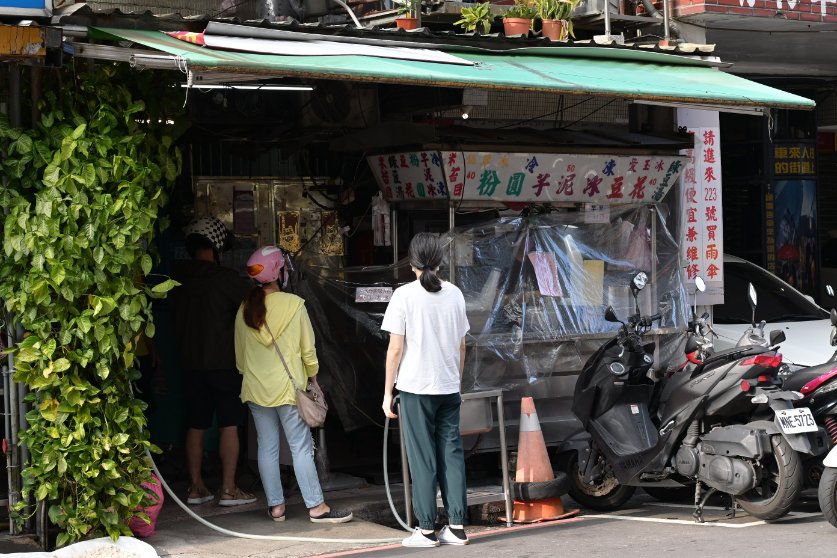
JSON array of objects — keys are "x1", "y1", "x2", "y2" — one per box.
[
  {"x1": 774, "y1": 143, "x2": 816, "y2": 176},
  {"x1": 367, "y1": 152, "x2": 448, "y2": 202},
  {"x1": 678, "y1": 122, "x2": 724, "y2": 304},
  {"x1": 355, "y1": 287, "x2": 393, "y2": 303},
  {"x1": 441, "y1": 152, "x2": 685, "y2": 204}
]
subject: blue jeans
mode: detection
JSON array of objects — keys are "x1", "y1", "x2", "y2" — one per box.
[{"x1": 247, "y1": 403, "x2": 324, "y2": 509}]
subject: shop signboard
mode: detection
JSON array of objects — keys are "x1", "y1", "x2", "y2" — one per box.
[
  {"x1": 441, "y1": 151, "x2": 685, "y2": 204},
  {"x1": 368, "y1": 151, "x2": 685, "y2": 205},
  {"x1": 769, "y1": 141, "x2": 818, "y2": 293},
  {"x1": 774, "y1": 143, "x2": 816, "y2": 177},
  {"x1": 0, "y1": 0, "x2": 51, "y2": 16},
  {"x1": 677, "y1": 109, "x2": 724, "y2": 305},
  {"x1": 367, "y1": 152, "x2": 448, "y2": 202}
]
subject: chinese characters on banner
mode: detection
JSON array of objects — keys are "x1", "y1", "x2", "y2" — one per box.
[
  {"x1": 366, "y1": 152, "x2": 448, "y2": 202},
  {"x1": 441, "y1": 152, "x2": 685, "y2": 204},
  {"x1": 769, "y1": 142, "x2": 817, "y2": 292},
  {"x1": 774, "y1": 143, "x2": 816, "y2": 176},
  {"x1": 679, "y1": 125, "x2": 724, "y2": 302}
]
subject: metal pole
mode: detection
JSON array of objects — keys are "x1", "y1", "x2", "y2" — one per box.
[
  {"x1": 497, "y1": 393, "x2": 513, "y2": 527},
  {"x1": 392, "y1": 209, "x2": 399, "y2": 265},
  {"x1": 662, "y1": 0, "x2": 671, "y2": 43},
  {"x1": 448, "y1": 204, "x2": 456, "y2": 284},
  {"x1": 4, "y1": 64, "x2": 23, "y2": 536},
  {"x1": 651, "y1": 207, "x2": 658, "y2": 314},
  {"x1": 397, "y1": 402, "x2": 413, "y2": 527},
  {"x1": 603, "y1": 0, "x2": 612, "y2": 39}
]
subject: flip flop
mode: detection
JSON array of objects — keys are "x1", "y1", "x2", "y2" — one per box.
[{"x1": 268, "y1": 507, "x2": 286, "y2": 522}]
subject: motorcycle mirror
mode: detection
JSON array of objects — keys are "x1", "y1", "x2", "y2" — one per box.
[
  {"x1": 828, "y1": 284, "x2": 835, "y2": 298},
  {"x1": 748, "y1": 283, "x2": 758, "y2": 325},
  {"x1": 695, "y1": 277, "x2": 706, "y2": 293},
  {"x1": 769, "y1": 329, "x2": 786, "y2": 345},
  {"x1": 632, "y1": 271, "x2": 649, "y2": 292},
  {"x1": 831, "y1": 308, "x2": 837, "y2": 326},
  {"x1": 604, "y1": 305, "x2": 620, "y2": 323},
  {"x1": 748, "y1": 283, "x2": 758, "y2": 309}
]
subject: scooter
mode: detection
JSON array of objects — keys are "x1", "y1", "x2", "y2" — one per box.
[
  {"x1": 568, "y1": 272, "x2": 817, "y2": 521},
  {"x1": 767, "y1": 307, "x2": 837, "y2": 488}
]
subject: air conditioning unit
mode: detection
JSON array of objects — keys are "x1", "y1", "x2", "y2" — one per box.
[{"x1": 573, "y1": 0, "x2": 621, "y2": 17}]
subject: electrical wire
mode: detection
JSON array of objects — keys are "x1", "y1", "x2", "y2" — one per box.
[
  {"x1": 382, "y1": 396, "x2": 412, "y2": 532},
  {"x1": 346, "y1": 201, "x2": 373, "y2": 239},
  {"x1": 146, "y1": 450, "x2": 406, "y2": 543},
  {"x1": 561, "y1": 99, "x2": 618, "y2": 130},
  {"x1": 494, "y1": 96, "x2": 595, "y2": 130},
  {"x1": 129, "y1": 377, "x2": 407, "y2": 543}
]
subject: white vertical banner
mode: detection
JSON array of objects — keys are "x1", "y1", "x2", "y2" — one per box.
[{"x1": 677, "y1": 109, "x2": 724, "y2": 305}]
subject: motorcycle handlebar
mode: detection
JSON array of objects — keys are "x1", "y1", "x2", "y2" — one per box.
[{"x1": 640, "y1": 314, "x2": 662, "y2": 327}]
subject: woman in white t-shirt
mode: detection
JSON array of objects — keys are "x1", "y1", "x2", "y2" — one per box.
[{"x1": 381, "y1": 233, "x2": 471, "y2": 548}]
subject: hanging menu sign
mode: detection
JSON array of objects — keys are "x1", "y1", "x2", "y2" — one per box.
[
  {"x1": 441, "y1": 152, "x2": 685, "y2": 204},
  {"x1": 677, "y1": 112, "x2": 724, "y2": 305},
  {"x1": 367, "y1": 152, "x2": 448, "y2": 202}
]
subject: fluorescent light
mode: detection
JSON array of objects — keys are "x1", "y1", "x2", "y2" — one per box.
[
  {"x1": 68, "y1": 42, "x2": 183, "y2": 70},
  {"x1": 631, "y1": 99, "x2": 767, "y2": 116},
  {"x1": 180, "y1": 83, "x2": 313, "y2": 91}
]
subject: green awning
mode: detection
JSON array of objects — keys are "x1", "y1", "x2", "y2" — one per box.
[{"x1": 93, "y1": 28, "x2": 814, "y2": 111}]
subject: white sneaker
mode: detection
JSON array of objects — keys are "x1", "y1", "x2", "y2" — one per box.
[
  {"x1": 438, "y1": 525, "x2": 469, "y2": 545},
  {"x1": 402, "y1": 528, "x2": 440, "y2": 548}
]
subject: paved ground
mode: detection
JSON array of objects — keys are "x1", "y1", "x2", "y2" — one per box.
[{"x1": 2, "y1": 486, "x2": 836, "y2": 557}]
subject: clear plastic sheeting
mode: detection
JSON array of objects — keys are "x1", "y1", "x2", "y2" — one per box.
[{"x1": 292, "y1": 204, "x2": 690, "y2": 431}]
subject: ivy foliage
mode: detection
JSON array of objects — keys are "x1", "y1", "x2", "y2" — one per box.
[{"x1": 0, "y1": 64, "x2": 182, "y2": 546}]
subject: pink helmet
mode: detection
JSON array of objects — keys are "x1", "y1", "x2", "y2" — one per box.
[{"x1": 247, "y1": 246, "x2": 285, "y2": 284}]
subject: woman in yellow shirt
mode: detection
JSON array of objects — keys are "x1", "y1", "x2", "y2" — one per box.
[{"x1": 234, "y1": 246, "x2": 352, "y2": 524}]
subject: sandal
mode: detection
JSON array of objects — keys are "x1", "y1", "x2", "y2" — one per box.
[
  {"x1": 268, "y1": 506, "x2": 286, "y2": 522},
  {"x1": 218, "y1": 486, "x2": 257, "y2": 507},
  {"x1": 186, "y1": 485, "x2": 213, "y2": 505}
]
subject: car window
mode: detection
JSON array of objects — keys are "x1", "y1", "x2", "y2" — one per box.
[{"x1": 713, "y1": 261, "x2": 828, "y2": 324}]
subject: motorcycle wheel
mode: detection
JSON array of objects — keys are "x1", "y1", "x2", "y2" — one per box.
[
  {"x1": 817, "y1": 466, "x2": 837, "y2": 528},
  {"x1": 566, "y1": 453, "x2": 636, "y2": 510},
  {"x1": 735, "y1": 434, "x2": 803, "y2": 520}
]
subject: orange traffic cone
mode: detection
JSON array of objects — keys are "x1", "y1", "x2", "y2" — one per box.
[{"x1": 502, "y1": 396, "x2": 579, "y2": 523}]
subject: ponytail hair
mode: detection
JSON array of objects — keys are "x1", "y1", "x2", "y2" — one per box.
[
  {"x1": 243, "y1": 285, "x2": 267, "y2": 329},
  {"x1": 408, "y1": 232, "x2": 443, "y2": 293}
]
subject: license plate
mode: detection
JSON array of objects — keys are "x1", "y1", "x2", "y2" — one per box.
[{"x1": 775, "y1": 407, "x2": 818, "y2": 434}]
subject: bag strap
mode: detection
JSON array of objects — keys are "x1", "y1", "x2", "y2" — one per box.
[{"x1": 265, "y1": 322, "x2": 303, "y2": 392}]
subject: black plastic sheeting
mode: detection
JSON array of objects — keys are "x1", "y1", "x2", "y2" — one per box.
[{"x1": 292, "y1": 204, "x2": 690, "y2": 431}]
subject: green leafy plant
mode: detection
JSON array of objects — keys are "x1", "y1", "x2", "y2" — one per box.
[
  {"x1": 455, "y1": 2, "x2": 493, "y2": 34},
  {"x1": 0, "y1": 63, "x2": 182, "y2": 547},
  {"x1": 504, "y1": 0, "x2": 537, "y2": 20},
  {"x1": 534, "y1": 0, "x2": 579, "y2": 36},
  {"x1": 393, "y1": 0, "x2": 419, "y2": 17}
]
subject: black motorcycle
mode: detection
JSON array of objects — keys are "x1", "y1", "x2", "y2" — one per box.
[{"x1": 567, "y1": 272, "x2": 817, "y2": 521}]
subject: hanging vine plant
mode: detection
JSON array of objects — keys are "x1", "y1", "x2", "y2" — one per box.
[{"x1": 0, "y1": 63, "x2": 182, "y2": 546}]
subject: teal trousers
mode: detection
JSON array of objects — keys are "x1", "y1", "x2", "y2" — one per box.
[{"x1": 400, "y1": 391, "x2": 467, "y2": 530}]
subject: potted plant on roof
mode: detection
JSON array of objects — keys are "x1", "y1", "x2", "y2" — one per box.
[
  {"x1": 394, "y1": 0, "x2": 420, "y2": 30},
  {"x1": 536, "y1": 0, "x2": 580, "y2": 42},
  {"x1": 503, "y1": 0, "x2": 537, "y2": 37},
  {"x1": 455, "y1": 2, "x2": 493, "y2": 34}
]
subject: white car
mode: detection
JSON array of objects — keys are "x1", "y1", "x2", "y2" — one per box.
[{"x1": 711, "y1": 254, "x2": 832, "y2": 369}]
